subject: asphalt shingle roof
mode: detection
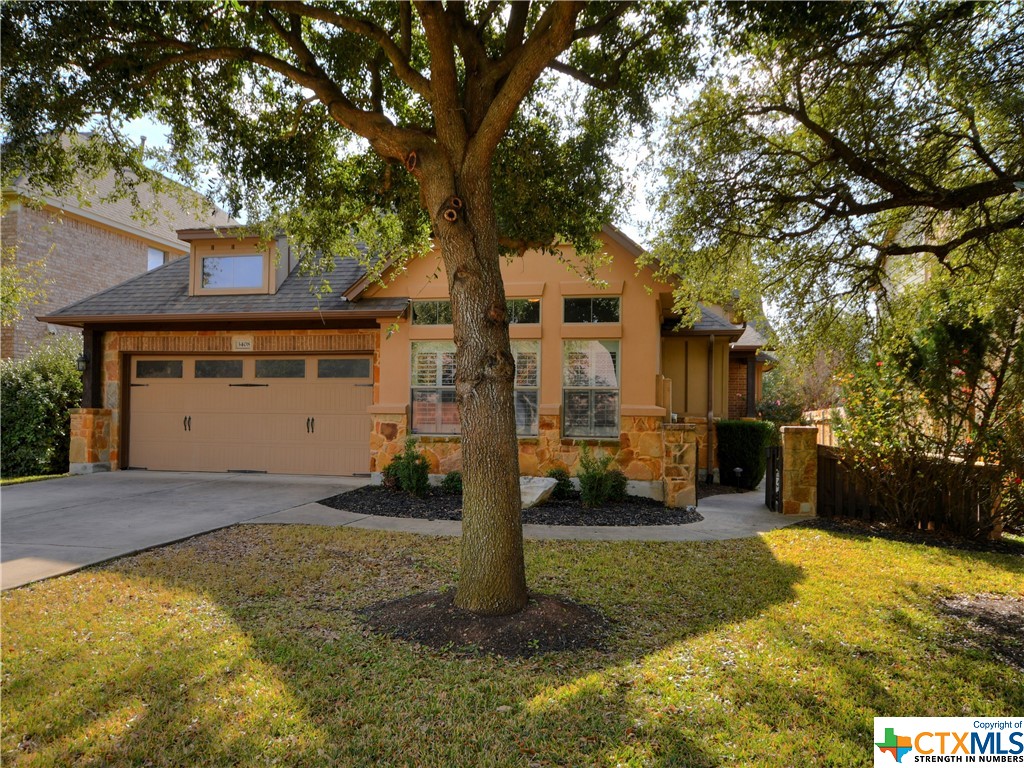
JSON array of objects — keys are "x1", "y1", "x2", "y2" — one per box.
[{"x1": 42, "y1": 256, "x2": 408, "y2": 323}]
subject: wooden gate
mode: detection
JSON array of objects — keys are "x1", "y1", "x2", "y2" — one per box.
[{"x1": 765, "y1": 445, "x2": 782, "y2": 511}]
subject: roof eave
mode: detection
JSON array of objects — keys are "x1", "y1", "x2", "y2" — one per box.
[{"x1": 37, "y1": 307, "x2": 406, "y2": 329}]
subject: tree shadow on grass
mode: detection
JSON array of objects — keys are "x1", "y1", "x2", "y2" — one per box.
[{"x1": 3, "y1": 524, "x2": 1019, "y2": 766}]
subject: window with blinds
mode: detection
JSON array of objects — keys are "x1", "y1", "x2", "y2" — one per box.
[
  {"x1": 562, "y1": 340, "x2": 620, "y2": 438},
  {"x1": 410, "y1": 340, "x2": 540, "y2": 435}
]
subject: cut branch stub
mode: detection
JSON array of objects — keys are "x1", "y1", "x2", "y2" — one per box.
[
  {"x1": 486, "y1": 302, "x2": 507, "y2": 325},
  {"x1": 449, "y1": 195, "x2": 463, "y2": 209},
  {"x1": 405, "y1": 151, "x2": 418, "y2": 172},
  {"x1": 443, "y1": 207, "x2": 459, "y2": 222}
]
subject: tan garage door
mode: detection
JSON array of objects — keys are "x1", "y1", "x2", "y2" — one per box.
[{"x1": 128, "y1": 355, "x2": 373, "y2": 475}]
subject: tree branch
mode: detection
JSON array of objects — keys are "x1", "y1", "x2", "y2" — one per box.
[
  {"x1": 876, "y1": 212, "x2": 1024, "y2": 261},
  {"x1": 413, "y1": 1, "x2": 468, "y2": 160},
  {"x1": 466, "y1": 2, "x2": 585, "y2": 173},
  {"x1": 262, "y1": 0, "x2": 431, "y2": 100}
]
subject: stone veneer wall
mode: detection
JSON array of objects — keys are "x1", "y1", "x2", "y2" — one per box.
[
  {"x1": 99, "y1": 328, "x2": 377, "y2": 469},
  {"x1": 371, "y1": 413, "x2": 698, "y2": 508},
  {"x1": 69, "y1": 408, "x2": 113, "y2": 474}
]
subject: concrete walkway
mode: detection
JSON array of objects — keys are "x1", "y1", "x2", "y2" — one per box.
[{"x1": 249, "y1": 488, "x2": 813, "y2": 542}]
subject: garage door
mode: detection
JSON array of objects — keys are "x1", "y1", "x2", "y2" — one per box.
[{"x1": 128, "y1": 355, "x2": 373, "y2": 475}]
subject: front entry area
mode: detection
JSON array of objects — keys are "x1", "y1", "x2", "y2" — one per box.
[{"x1": 127, "y1": 355, "x2": 373, "y2": 475}]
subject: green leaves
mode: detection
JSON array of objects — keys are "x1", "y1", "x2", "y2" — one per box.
[{"x1": 652, "y1": 1, "x2": 1023, "y2": 340}]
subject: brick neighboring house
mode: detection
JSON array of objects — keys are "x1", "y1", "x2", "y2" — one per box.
[
  {"x1": 42, "y1": 224, "x2": 766, "y2": 507},
  {"x1": 728, "y1": 323, "x2": 774, "y2": 420},
  {"x1": 1, "y1": 165, "x2": 233, "y2": 359}
]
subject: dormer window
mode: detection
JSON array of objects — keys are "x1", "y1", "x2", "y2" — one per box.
[
  {"x1": 201, "y1": 254, "x2": 265, "y2": 289},
  {"x1": 179, "y1": 229, "x2": 291, "y2": 296}
]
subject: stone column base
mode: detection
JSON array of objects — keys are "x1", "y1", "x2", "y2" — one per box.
[{"x1": 70, "y1": 462, "x2": 111, "y2": 475}]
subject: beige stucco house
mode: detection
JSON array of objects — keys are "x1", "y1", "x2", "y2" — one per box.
[{"x1": 42, "y1": 224, "x2": 765, "y2": 503}]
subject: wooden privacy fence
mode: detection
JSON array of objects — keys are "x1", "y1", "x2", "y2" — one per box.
[
  {"x1": 816, "y1": 445, "x2": 1002, "y2": 535},
  {"x1": 816, "y1": 446, "x2": 878, "y2": 521}
]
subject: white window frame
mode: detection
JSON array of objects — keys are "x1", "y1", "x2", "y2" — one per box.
[
  {"x1": 411, "y1": 341, "x2": 459, "y2": 434},
  {"x1": 512, "y1": 340, "x2": 539, "y2": 436},
  {"x1": 562, "y1": 340, "x2": 620, "y2": 438}
]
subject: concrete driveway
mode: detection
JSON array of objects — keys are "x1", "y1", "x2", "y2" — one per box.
[{"x1": 1, "y1": 471, "x2": 367, "y2": 590}]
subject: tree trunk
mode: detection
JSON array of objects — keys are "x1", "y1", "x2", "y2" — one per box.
[{"x1": 426, "y1": 160, "x2": 528, "y2": 616}]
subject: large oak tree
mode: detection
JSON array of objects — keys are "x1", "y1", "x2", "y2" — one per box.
[{"x1": 1, "y1": 1, "x2": 693, "y2": 615}]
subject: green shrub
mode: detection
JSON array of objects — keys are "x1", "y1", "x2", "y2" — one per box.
[
  {"x1": 545, "y1": 468, "x2": 573, "y2": 500},
  {"x1": 381, "y1": 438, "x2": 430, "y2": 497},
  {"x1": 440, "y1": 470, "x2": 462, "y2": 495},
  {"x1": 715, "y1": 420, "x2": 777, "y2": 489},
  {"x1": 1, "y1": 335, "x2": 83, "y2": 478},
  {"x1": 577, "y1": 444, "x2": 628, "y2": 508}
]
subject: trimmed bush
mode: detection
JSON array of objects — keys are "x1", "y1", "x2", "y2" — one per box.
[
  {"x1": 577, "y1": 444, "x2": 628, "y2": 508},
  {"x1": 1, "y1": 335, "x2": 83, "y2": 478},
  {"x1": 716, "y1": 420, "x2": 777, "y2": 490},
  {"x1": 381, "y1": 438, "x2": 430, "y2": 497},
  {"x1": 545, "y1": 468, "x2": 573, "y2": 500},
  {"x1": 440, "y1": 470, "x2": 463, "y2": 495}
]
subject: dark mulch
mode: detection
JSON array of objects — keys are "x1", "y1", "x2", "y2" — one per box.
[
  {"x1": 793, "y1": 517, "x2": 1024, "y2": 557},
  {"x1": 697, "y1": 482, "x2": 749, "y2": 500},
  {"x1": 319, "y1": 485, "x2": 703, "y2": 526},
  {"x1": 938, "y1": 594, "x2": 1024, "y2": 672},
  {"x1": 360, "y1": 590, "x2": 609, "y2": 657}
]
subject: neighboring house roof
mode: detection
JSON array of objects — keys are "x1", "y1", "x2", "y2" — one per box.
[
  {"x1": 39, "y1": 256, "x2": 408, "y2": 327},
  {"x1": 6, "y1": 149, "x2": 235, "y2": 252},
  {"x1": 661, "y1": 305, "x2": 745, "y2": 339},
  {"x1": 731, "y1": 323, "x2": 769, "y2": 352}
]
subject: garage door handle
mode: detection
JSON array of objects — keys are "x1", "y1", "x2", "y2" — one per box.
[
  {"x1": 188, "y1": 416, "x2": 192, "y2": 431},
  {"x1": 306, "y1": 417, "x2": 311, "y2": 434},
  {"x1": 310, "y1": 417, "x2": 315, "y2": 433},
  {"x1": 184, "y1": 416, "x2": 187, "y2": 431}
]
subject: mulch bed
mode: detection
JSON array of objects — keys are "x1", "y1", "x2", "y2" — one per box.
[
  {"x1": 320, "y1": 485, "x2": 704, "y2": 527},
  {"x1": 793, "y1": 517, "x2": 1024, "y2": 557},
  {"x1": 360, "y1": 590, "x2": 609, "y2": 658},
  {"x1": 938, "y1": 594, "x2": 1024, "y2": 672}
]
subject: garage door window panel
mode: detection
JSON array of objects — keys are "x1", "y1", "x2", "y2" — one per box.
[
  {"x1": 256, "y1": 359, "x2": 306, "y2": 378},
  {"x1": 318, "y1": 358, "x2": 371, "y2": 379},
  {"x1": 195, "y1": 360, "x2": 244, "y2": 378},
  {"x1": 136, "y1": 360, "x2": 183, "y2": 379}
]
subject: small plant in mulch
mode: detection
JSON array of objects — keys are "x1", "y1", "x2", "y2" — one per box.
[
  {"x1": 440, "y1": 470, "x2": 462, "y2": 495},
  {"x1": 545, "y1": 468, "x2": 573, "y2": 500},
  {"x1": 577, "y1": 444, "x2": 628, "y2": 507},
  {"x1": 381, "y1": 438, "x2": 430, "y2": 497}
]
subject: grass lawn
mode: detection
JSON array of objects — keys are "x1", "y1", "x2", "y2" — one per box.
[
  {"x1": 0, "y1": 474, "x2": 67, "y2": 487},
  {"x1": 2, "y1": 525, "x2": 1021, "y2": 767}
]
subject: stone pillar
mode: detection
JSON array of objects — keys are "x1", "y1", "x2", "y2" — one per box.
[
  {"x1": 662, "y1": 423, "x2": 697, "y2": 508},
  {"x1": 69, "y1": 408, "x2": 113, "y2": 474},
  {"x1": 369, "y1": 412, "x2": 408, "y2": 473},
  {"x1": 781, "y1": 425, "x2": 817, "y2": 515}
]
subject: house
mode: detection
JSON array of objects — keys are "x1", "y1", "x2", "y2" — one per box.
[
  {"x1": 40, "y1": 224, "x2": 763, "y2": 506},
  {"x1": 1, "y1": 151, "x2": 233, "y2": 359}
]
